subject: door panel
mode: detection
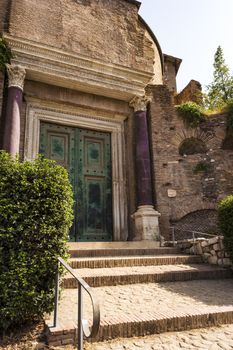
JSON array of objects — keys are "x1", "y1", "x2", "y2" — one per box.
[
  {"x1": 77, "y1": 129, "x2": 112, "y2": 241},
  {"x1": 39, "y1": 122, "x2": 112, "y2": 242}
]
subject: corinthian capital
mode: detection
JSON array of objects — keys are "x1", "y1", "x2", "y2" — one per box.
[
  {"x1": 129, "y1": 94, "x2": 152, "y2": 112},
  {"x1": 6, "y1": 64, "x2": 26, "y2": 90}
]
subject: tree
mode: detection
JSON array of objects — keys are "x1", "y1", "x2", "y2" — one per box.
[{"x1": 205, "y1": 46, "x2": 233, "y2": 110}]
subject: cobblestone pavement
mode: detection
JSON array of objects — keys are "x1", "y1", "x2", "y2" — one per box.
[
  {"x1": 48, "y1": 280, "x2": 233, "y2": 326},
  {"x1": 83, "y1": 324, "x2": 233, "y2": 350}
]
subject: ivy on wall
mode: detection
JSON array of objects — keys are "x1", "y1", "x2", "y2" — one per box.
[
  {"x1": 177, "y1": 102, "x2": 206, "y2": 128},
  {"x1": 0, "y1": 37, "x2": 12, "y2": 72}
]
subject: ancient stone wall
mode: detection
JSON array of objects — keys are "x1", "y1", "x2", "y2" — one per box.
[
  {"x1": 9, "y1": 0, "x2": 161, "y2": 75},
  {"x1": 176, "y1": 236, "x2": 232, "y2": 268},
  {"x1": 175, "y1": 80, "x2": 202, "y2": 105},
  {"x1": 148, "y1": 84, "x2": 233, "y2": 238}
]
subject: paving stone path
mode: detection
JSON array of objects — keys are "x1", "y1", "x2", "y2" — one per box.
[
  {"x1": 49, "y1": 279, "x2": 233, "y2": 327},
  {"x1": 84, "y1": 324, "x2": 233, "y2": 350}
]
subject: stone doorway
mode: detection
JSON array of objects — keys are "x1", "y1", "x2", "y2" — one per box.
[{"x1": 39, "y1": 122, "x2": 113, "y2": 242}]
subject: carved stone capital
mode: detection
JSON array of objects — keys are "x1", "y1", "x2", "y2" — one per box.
[
  {"x1": 129, "y1": 94, "x2": 152, "y2": 112},
  {"x1": 6, "y1": 64, "x2": 26, "y2": 90}
]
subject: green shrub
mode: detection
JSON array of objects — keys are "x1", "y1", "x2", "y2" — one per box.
[
  {"x1": 177, "y1": 102, "x2": 206, "y2": 128},
  {"x1": 218, "y1": 195, "x2": 233, "y2": 262},
  {"x1": 0, "y1": 151, "x2": 74, "y2": 331}
]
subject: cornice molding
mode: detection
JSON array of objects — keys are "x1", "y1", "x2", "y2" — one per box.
[{"x1": 4, "y1": 34, "x2": 154, "y2": 101}]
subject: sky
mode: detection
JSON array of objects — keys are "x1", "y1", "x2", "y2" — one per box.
[{"x1": 139, "y1": 0, "x2": 233, "y2": 92}]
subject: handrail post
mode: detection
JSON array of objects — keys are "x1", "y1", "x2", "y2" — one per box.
[
  {"x1": 171, "y1": 226, "x2": 175, "y2": 247},
  {"x1": 192, "y1": 231, "x2": 195, "y2": 243},
  {"x1": 78, "y1": 282, "x2": 83, "y2": 350},
  {"x1": 53, "y1": 261, "x2": 60, "y2": 328}
]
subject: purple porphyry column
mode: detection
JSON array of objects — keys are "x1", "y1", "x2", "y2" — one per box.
[
  {"x1": 3, "y1": 64, "x2": 26, "y2": 156},
  {"x1": 130, "y1": 95, "x2": 160, "y2": 241},
  {"x1": 135, "y1": 109, "x2": 153, "y2": 206},
  {"x1": 130, "y1": 95, "x2": 153, "y2": 206}
]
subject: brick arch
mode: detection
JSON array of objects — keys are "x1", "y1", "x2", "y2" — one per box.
[
  {"x1": 171, "y1": 209, "x2": 220, "y2": 236},
  {"x1": 173, "y1": 200, "x2": 217, "y2": 222},
  {"x1": 179, "y1": 137, "x2": 207, "y2": 155}
]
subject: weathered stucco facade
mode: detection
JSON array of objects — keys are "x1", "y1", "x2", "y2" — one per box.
[{"x1": 0, "y1": 0, "x2": 232, "y2": 241}]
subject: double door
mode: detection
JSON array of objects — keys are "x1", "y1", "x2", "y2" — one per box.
[{"x1": 39, "y1": 122, "x2": 113, "y2": 241}]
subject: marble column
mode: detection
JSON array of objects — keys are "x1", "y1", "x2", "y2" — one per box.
[
  {"x1": 3, "y1": 64, "x2": 26, "y2": 156},
  {"x1": 130, "y1": 95, "x2": 161, "y2": 241}
]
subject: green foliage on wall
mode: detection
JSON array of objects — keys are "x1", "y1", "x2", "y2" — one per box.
[
  {"x1": 193, "y1": 161, "x2": 211, "y2": 174},
  {"x1": 0, "y1": 37, "x2": 12, "y2": 72},
  {"x1": 177, "y1": 102, "x2": 206, "y2": 128},
  {"x1": 0, "y1": 151, "x2": 74, "y2": 331},
  {"x1": 218, "y1": 195, "x2": 233, "y2": 263}
]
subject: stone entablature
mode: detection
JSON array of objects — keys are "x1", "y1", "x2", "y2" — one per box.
[{"x1": 4, "y1": 34, "x2": 153, "y2": 102}]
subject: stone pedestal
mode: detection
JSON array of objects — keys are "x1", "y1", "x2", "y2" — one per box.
[
  {"x1": 130, "y1": 95, "x2": 161, "y2": 241},
  {"x1": 132, "y1": 205, "x2": 161, "y2": 241},
  {"x1": 3, "y1": 64, "x2": 26, "y2": 156}
]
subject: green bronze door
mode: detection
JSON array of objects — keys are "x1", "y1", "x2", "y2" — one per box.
[{"x1": 39, "y1": 122, "x2": 113, "y2": 242}]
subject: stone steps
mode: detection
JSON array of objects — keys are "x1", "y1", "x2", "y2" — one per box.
[
  {"x1": 69, "y1": 246, "x2": 180, "y2": 258},
  {"x1": 46, "y1": 279, "x2": 233, "y2": 346},
  {"x1": 63, "y1": 264, "x2": 232, "y2": 288},
  {"x1": 45, "y1": 244, "x2": 233, "y2": 347},
  {"x1": 69, "y1": 254, "x2": 202, "y2": 269}
]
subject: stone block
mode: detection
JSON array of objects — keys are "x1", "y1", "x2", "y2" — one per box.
[
  {"x1": 194, "y1": 242, "x2": 202, "y2": 255},
  {"x1": 213, "y1": 243, "x2": 220, "y2": 251},
  {"x1": 207, "y1": 237, "x2": 219, "y2": 245},
  {"x1": 217, "y1": 251, "x2": 224, "y2": 258},
  {"x1": 208, "y1": 256, "x2": 218, "y2": 265},
  {"x1": 201, "y1": 240, "x2": 208, "y2": 247},
  {"x1": 203, "y1": 253, "x2": 211, "y2": 261},
  {"x1": 133, "y1": 205, "x2": 161, "y2": 241},
  {"x1": 210, "y1": 250, "x2": 216, "y2": 256},
  {"x1": 217, "y1": 259, "x2": 223, "y2": 266},
  {"x1": 222, "y1": 258, "x2": 232, "y2": 267}
]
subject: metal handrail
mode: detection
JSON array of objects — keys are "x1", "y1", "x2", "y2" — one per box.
[
  {"x1": 170, "y1": 227, "x2": 219, "y2": 246},
  {"x1": 53, "y1": 257, "x2": 100, "y2": 350}
]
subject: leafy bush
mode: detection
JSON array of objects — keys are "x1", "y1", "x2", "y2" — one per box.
[
  {"x1": 177, "y1": 102, "x2": 205, "y2": 128},
  {"x1": 218, "y1": 195, "x2": 233, "y2": 262},
  {"x1": 0, "y1": 151, "x2": 73, "y2": 331}
]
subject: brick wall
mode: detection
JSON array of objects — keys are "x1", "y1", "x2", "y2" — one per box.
[
  {"x1": 0, "y1": 0, "x2": 9, "y2": 33},
  {"x1": 9, "y1": 0, "x2": 157, "y2": 73},
  {"x1": 148, "y1": 84, "x2": 233, "y2": 238}
]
